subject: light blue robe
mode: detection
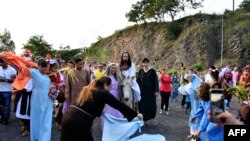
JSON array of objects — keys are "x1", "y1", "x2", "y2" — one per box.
[
  {"x1": 129, "y1": 134, "x2": 166, "y2": 141},
  {"x1": 200, "y1": 122, "x2": 224, "y2": 141},
  {"x1": 102, "y1": 114, "x2": 166, "y2": 141},
  {"x1": 188, "y1": 74, "x2": 203, "y2": 133},
  {"x1": 194, "y1": 100, "x2": 227, "y2": 141},
  {"x1": 30, "y1": 69, "x2": 53, "y2": 141},
  {"x1": 102, "y1": 113, "x2": 143, "y2": 141}
]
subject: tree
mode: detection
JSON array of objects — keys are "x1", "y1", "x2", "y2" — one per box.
[
  {"x1": 52, "y1": 46, "x2": 83, "y2": 61},
  {"x1": 126, "y1": 1, "x2": 147, "y2": 23},
  {"x1": 239, "y1": 0, "x2": 250, "y2": 11},
  {"x1": 22, "y1": 35, "x2": 52, "y2": 58},
  {"x1": 126, "y1": 0, "x2": 203, "y2": 23},
  {"x1": 59, "y1": 45, "x2": 71, "y2": 50},
  {"x1": 0, "y1": 29, "x2": 15, "y2": 52}
]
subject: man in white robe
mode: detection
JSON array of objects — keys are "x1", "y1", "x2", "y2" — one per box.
[{"x1": 119, "y1": 52, "x2": 141, "y2": 102}]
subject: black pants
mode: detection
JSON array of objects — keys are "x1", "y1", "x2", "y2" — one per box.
[
  {"x1": 22, "y1": 119, "x2": 30, "y2": 127},
  {"x1": 61, "y1": 107, "x2": 94, "y2": 141},
  {"x1": 160, "y1": 91, "x2": 171, "y2": 111},
  {"x1": 181, "y1": 95, "x2": 186, "y2": 107}
]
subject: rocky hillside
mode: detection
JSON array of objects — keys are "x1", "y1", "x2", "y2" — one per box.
[{"x1": 83, "y1": 10, "x2": 250, "y2": 70}]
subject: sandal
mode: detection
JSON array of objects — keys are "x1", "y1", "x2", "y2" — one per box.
[
  {"x1": 21, "y1": 126, "x2": 25, "y2": 133},
  {"x1": 187, "y1": 134, "x2": 193, "y2": 139},
  {"x1": 22, "y1": 130, "x2": 30, "y2": 137}
]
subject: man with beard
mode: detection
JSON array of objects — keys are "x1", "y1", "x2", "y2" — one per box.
[
  {"x1": 65, "y1": 58, "x2": 90, "y2": 105},
  {"x1": 119, "y1": 52, "x2": 141, "y2": 109}
]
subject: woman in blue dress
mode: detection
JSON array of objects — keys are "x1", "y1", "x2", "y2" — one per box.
[
  {"x1": 30, "y1": 58, "x2": 53, "y2": 141},
  {"x1": 0, "y1": 53, "x2": 54, "y2": 141},
  {"x1": 185, "y1": 74, "x2": 203, "y2": 138}
]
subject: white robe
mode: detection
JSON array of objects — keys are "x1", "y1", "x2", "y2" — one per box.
[
  {"x1": 121, "y1": 63, "x2": 141, "y2": 102},
  {"x1": 15, "y1": 79, "x2": 33, "y2": 119}
]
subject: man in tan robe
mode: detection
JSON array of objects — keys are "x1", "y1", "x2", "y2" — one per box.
[{"x1": 65, "y1": 58, "x2": 90, "y2": 104}]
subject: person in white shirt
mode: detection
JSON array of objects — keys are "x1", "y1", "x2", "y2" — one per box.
[
  {"x1": 232, "y1": 67, "x2": 239, "y2": 86},
  {"x1": 0, "y1": 58, "x2": 17, "y2": 125},
  {"x1": 204, "y1": 68, "x2": 213, "y2": 83}
]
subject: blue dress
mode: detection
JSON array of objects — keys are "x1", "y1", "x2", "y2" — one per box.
[
  {"x1": 189, "y1": 88, "x2": 201, "y2": 132},
  {"x1": 30, "y1": 69, "x2": 52, "y2": 141},
  {"x1": 188, "y1": 74, "x2": 203, "y2": 134},
  {"x1": 194, "y1": 100, "x2": 226, "y2": 141},
  {"x1": 194, "y1": 101, "x2": 211, "y2": 133}
]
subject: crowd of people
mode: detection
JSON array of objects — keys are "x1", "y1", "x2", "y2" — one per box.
[{"x1": 0, "y1": 50, "x2": 249, "y2": 141}]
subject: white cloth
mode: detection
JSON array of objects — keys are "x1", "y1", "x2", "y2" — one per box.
[
  {"x1": 178, "y1": 85, "x2": 186, "y2": 95},
  {"x1": 0, "y1": 65, "x2": 17, "y2": 92},
  {"x1": 23, "y1": 56, "x2": 31, "y2": 61},
  {"x1": 121, "y1": 63, "x2": 141, "y2": 101},
  {"x1": 232, "y1": 71, "x2": 239, "y2": 86},
  {"x1": 16, "y1": 95, "x2": 30, "y2": 119},
  {"x1": 204, "y1": 74, "x2": 212, "y2": 83},
  {"x1": 16, "y1": 79, "x2": 33, "y2": 119},
  {"x1": 183, "y1": 83, "x2": 192, "y2": 95},
  {"x1": 24, "y1": 78, "x2": 33, "y2": 92}
]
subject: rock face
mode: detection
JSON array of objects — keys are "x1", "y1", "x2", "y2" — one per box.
[{"x1": 85, "y1": 13, "x2": 250, "y2": 70}]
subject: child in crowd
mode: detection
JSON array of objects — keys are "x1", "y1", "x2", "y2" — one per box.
[{"x1": 49, "y1": 84, "x2": 58, "y2": 100}]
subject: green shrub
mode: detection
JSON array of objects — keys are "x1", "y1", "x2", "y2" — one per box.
[{"x1": 165, "y1": 22, "x2": 183, "y2": 40}]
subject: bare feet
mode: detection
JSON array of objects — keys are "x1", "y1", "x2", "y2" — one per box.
[{"x1": 22, "y1": 130, "x2": 30, "y2": 137}]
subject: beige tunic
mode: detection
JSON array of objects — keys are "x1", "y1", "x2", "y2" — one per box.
[{"x1": 65, "y1": 69, "x2": 90, "y2": 104}]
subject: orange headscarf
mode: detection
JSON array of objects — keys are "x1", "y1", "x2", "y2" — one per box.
[{"x1": 0, "y1": 51, "x2": 37, "y2": 90}]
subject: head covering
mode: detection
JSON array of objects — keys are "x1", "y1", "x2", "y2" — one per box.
[
  {"x1": 245, "y1": 64, "x2": 250, "y2": 69},
  {"x1": 191, "y1": 74, "x2": 203, "y2": 91},
  {"x1": 184, "y1": 74, "x2": 192, "y2": 80},
  {"x1": 184, "y1": 74, "x2": 203, "y2": 90},
  {"x1": 243, "y1": 66, "x2": 250, "y2": 71},
  {"x1": 219, "y1": 67, "x2": 231, "y2": 79}
]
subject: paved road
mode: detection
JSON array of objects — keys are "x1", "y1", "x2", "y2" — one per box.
[{"x1": 0, "y1": 96, "x2": 240, "y2": 141}]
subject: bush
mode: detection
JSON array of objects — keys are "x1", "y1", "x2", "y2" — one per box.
[
  {"x1": 165, "y1": 22, "x2": 183, "y2": 40},
  {"x1": 194, "y1": 62, "x2": 204, "y2": 72}
]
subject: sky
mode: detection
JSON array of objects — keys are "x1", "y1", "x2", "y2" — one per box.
[{"x1": 0, "y1": 0, "x2": 244, "y2": 55}]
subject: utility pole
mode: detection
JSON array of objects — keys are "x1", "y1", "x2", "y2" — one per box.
[
  {"x1": 233, "y1": 0, "x2": 235, "y2": 11},
  {"x1": 221, "y1": 15, "x2": 224, "y2": 67}
]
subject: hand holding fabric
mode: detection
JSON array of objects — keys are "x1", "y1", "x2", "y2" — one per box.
[{"x1": 137, "y1": 113, "x2": 143, "y2": 120}]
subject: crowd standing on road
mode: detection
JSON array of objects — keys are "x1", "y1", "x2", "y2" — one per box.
[{"x1": 0, "y1": 50, "x2": 250, "y2": 141}]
